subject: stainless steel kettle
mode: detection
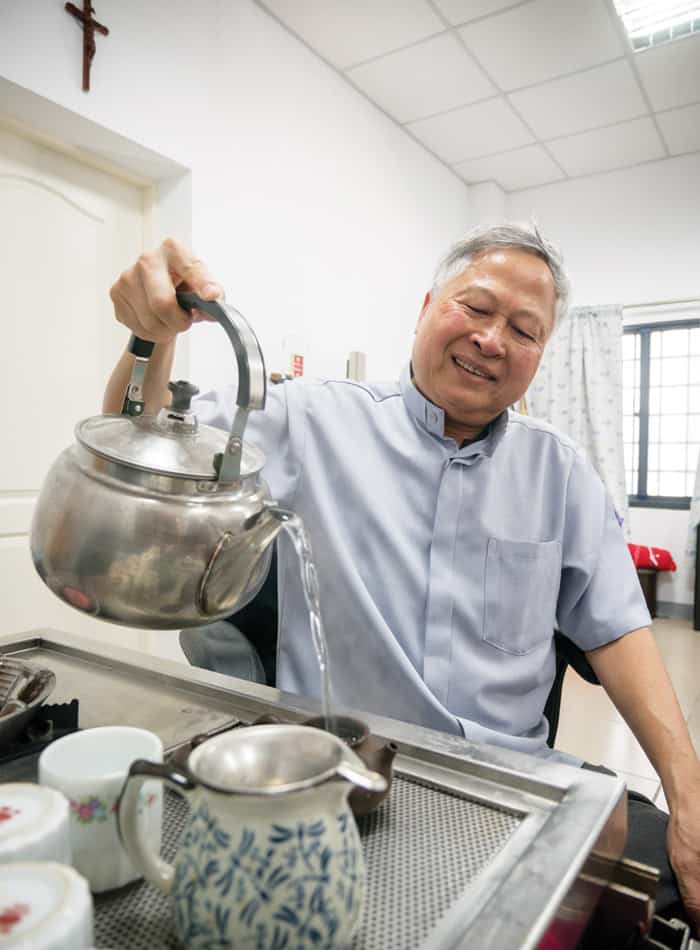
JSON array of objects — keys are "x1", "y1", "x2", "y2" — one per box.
[{"x1": 30, "y1": 292, "x2": 287, "y2": 629}]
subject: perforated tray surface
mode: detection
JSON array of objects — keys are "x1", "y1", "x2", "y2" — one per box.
[{"x1": 95, "y1": 776, "x2": 521, "y2": 949}]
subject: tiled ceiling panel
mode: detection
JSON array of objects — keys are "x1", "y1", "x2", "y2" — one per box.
[
  {"x1": 458, "y1": 0, "x2": 625, "y2": 91},
  {"x1": 509, "y1": 61, "x2": 648, "y2": 140},
  {"x1": 347, "y1": 32, "x2": 496, "y2": 123},
  {"x1": 454, "y1": 144, "x2": 565, "y2": 190},
  {"x1": 657, "y1": 103, "x2": 700, "y2": 155},
  {"x1": 407, "y1": 97, "x2": 535, "y2": 163},
  {"x1": 634, "y1": 34, "x2": 700, "y2": 111},
  {"x1": 258, "y1": 0, "x2": 444, "y2": 69},
  {"x1": 431, "y1": 0, "x2": 526, "y2": 25},
  {"x1": 547, "y1": 117, "x2": 666, "y2": 177},
  {"x1": 255, "y1": 0, "x2": 700, "y2": 191}
]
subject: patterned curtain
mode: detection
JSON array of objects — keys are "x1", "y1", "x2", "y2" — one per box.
[
  {"x1": 685, "y1": 462, "x2": 700, "y2": 596},
  {"x1": 526, "y1": 304, "x2": 629, "y2": 533}
]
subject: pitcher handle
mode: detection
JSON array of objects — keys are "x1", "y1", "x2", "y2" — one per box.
[{"x1": 117, "y1": 758, "x2": 195, "y2": 896}]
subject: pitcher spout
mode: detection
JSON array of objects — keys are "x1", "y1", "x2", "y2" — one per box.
[{"x1": 335, "y1": 751, "x2": 387, "y2": 795}]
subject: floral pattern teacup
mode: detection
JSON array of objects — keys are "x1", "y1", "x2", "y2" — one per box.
[{"x1": 39, "y1": 725, "x2": 163, "y2": 892}]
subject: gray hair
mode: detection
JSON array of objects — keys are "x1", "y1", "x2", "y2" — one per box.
[{"x1": 432, "y1": 223, "x2": 570, "y2": 328}]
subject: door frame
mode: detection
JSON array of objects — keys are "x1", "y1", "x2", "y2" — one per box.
[{"x1": 0, "y1": 76, "x2": 192, "y2": 375}]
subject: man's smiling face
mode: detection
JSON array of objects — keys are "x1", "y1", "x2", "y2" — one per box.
[{"x1": 411, "y1": 247, "x2": 557, "y2": 443}]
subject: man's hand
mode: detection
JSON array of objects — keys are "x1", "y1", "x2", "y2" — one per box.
[
  {"x1": 109, "y1": 238, "x2": 224, "y2": 343},
  {"x1": 587, "y1": 628, "x2": 700, "y2": 932},
  {"x1": 667, "y1": 770, "x2": 700, "y2": 934}
]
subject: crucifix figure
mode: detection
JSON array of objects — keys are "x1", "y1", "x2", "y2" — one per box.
[{"x1": 65, "y1": 1, "x2": 109, "y2": 92}]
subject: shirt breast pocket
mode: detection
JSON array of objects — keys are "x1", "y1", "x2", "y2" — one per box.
[{"x1": 482, "y1": 538, "x2": 561, "y2": 655}]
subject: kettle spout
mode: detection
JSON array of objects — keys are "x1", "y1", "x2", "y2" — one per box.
[
  {"x1": 244, "y1": 505, "x2": 289, "y2": 549},
  {"x1": 197, "y1": 508, "x2": 285, "y2": 620}
]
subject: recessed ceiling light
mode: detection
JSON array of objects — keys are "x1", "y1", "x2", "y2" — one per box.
[{"x1": 613, "y1": 1, "x2": 700, "y2": 49}]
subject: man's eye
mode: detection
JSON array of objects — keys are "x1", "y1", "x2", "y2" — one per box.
[
  {"x1": 466, "y1": 305, "x2": 487, "y2": 315},
  {"x1": 514, "y1": 326, "x2": 536, "y2": 341}
]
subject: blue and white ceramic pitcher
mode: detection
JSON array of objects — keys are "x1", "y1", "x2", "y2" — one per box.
[{"x1": 118, "y1": 724, "x2": 386, "y2": 949}]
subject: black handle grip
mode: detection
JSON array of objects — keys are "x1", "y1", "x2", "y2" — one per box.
[
  {"x1": 128, "y1": 335, "x2": 156, "y2": 359},
  {"x1": 175, "y1": 290, "x2": 266, "y2": 413}
]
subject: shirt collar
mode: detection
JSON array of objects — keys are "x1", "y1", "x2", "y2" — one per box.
[{"x1": 400, "y1": 363, "x2": 508, "y2": 458}]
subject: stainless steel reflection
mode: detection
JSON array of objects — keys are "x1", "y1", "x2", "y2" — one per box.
[
  {"x1": 188, "y1": 723, "x2": 387, "y2": 795},
  {"x1": 0, "y1": 656, "x2": 55, "y2": 747},
  {"x1": 1, "y1": 630, "x2": 628, "y2": 950},
  {"x1": 29, "y1": 293, "x2": 287, "y2": 629},
  {"x1": 30, "y1": 443, "x2": 280, "y2": 628}
]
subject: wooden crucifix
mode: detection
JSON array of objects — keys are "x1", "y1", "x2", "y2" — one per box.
[{"x1": 65, "y1": 1, "x2": 109, "y2": 92}]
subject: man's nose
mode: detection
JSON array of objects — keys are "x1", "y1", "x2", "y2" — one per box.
[{"x1": 470, "y1": 321, "x2": 506, "y2": 357}]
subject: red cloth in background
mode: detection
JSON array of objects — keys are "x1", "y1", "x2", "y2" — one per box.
[{"x1": 628, "y1": 544, "x2": 677, "y2": 572}]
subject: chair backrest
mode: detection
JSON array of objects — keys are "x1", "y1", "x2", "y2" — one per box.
[
  {"x1": 227, "y1": 547, "x2": 279, "y2": 686},
  {"x1": 545, "y1": 632, "x2": 599, "y2": 748}
]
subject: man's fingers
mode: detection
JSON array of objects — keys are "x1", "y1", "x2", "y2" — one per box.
[
  {"x1": 110, "y1": 284, "x2": 173, "y2": 343},
  {"x1": 675, "y1": 874, "x2": 700, "y2": 937},
  {"x1": 160, "y1": 238, "x2": 224, "y2": 301},
  {"x1": 109, "y1": 239, "x2": 224, "y2": 344},
  {"x1": 136, "y1": 253, "x2": 193, "y2": 335},
  {"x1": 667, "y1": 819, "x2": 700, "y2": 938}
]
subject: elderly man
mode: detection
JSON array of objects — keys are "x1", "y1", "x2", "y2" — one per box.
[{"x1": 106, "y1": 224, "x2": 700, "y2": 930}]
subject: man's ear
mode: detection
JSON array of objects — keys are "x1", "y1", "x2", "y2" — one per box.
[{"x1": 416, "y1": 291, "x2": 431, "y2": 330}]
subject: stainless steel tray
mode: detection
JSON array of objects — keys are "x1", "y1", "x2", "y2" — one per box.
[{"x1": 0, "y1": 629, "x2": 627, "y2": 950}]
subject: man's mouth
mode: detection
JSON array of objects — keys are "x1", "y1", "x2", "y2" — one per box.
[{"x1": 452, "y1": 355, "x2": 495, "y2": 382}]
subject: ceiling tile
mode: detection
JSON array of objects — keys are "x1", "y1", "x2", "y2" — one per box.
[
  {"x1": 407, "y1": 96, "x2": 535, "y2": 162},
  {"x1": 657, "y1": 103, "x2": 700, "y2": 155},
  {"x1": 258, "y1": 0, "x2": 444, "y2": 69},
  {"x1": 431, "y1": 0, "x2": 524, "y2": 25},
  {"x1": 509, "y1": 60, "x2": 648, "y2": 139},
  {"x1": 459, "y1": 0, "x2": 625, "y2": 91},
  {"x1": 346, "y1": 33, "x2": 496, "y2": 123},
  {"x1": 547, "y1": 117, "x2": 666, "y2": 177},
  {"x1": 454, "y1": 144, "x2": 565, "y2": 190},
  {"x1": 634, "y1": 33, "x2": 700, "y2": 111}
]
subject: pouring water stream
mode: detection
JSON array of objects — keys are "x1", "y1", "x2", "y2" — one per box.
[{"x1": 269, "y1": 508, "x2": 335, "y2": 731}]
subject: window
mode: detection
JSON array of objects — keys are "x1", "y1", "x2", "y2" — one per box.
[{"x1": 623, "y1": 319, "x2": 700, "y2": 509}]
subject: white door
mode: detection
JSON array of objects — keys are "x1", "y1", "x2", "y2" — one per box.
[{"x1": 0, "y1": 124, "x2": 184, "y2": 660}]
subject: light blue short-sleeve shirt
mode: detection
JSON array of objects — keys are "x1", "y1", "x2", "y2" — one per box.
[{"x1": 194, "y1": 365, "x2": 650, "y2": 761}]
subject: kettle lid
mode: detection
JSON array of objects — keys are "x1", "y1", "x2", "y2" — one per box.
[{"x1": 76, "y1": 413, "x2": 265, "y2": 481}]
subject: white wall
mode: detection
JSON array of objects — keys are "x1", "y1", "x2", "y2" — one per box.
[
  {"x1": 508, "y1": 154, "x2": 700, "y2": 308},
  {"x1": 0, "y1": 0, "x2": 471, "y2": 385},
  {"x1": 2, "y1": 1, "x2": 695, "y2": 606},
  {"x1": 509, "y1": 156, "x2": 700, "y2": 607}
]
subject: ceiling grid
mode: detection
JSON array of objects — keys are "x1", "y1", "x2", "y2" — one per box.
[{"x1": 255, "y1": 0, "x2": 700, "y2": 192}]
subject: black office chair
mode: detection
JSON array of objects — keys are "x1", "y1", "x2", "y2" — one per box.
[
  {"x1": 180, "y1": 549, "x2": 598, "y2": 748},
  {"x1": 544, "y1": 631, "x2": 599, "y2": 748},
  {"x1": 179, "y1": 548, "x2": 279, "y2": 687}
]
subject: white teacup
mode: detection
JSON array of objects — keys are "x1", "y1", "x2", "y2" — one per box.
[
  {"x1": 38, "y1": 726, "x2": 163, "y2": 893},
  {"x1": 0, "y1": 862, "x2": 93, "y2": 949},
  {"x1": 0, "y1": 783, "x2": 71, "y2": 864}
]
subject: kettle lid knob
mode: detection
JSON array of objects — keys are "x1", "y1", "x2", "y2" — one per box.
[{"x1": 168, "y1": 380, "x2": 200, "y2": 412}]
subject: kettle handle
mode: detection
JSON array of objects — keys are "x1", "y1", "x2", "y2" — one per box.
[
  {"x1": 175, "y1": 291, "x2": 267, "y2": 414},
  {"x1": 123, "y1": 292, "x2": 268, "y2": 482}
]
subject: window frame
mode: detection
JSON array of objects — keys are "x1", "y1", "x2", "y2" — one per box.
[{"x1": 624, "y1": 317, "x2": 700, "y2": 511}]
